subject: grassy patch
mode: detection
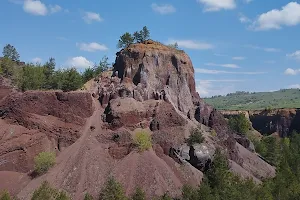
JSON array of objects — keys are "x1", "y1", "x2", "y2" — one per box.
[
  {"x1": 34, "y1": 152, "x2": 56, "y2": 175},
  {"x1": 134, "y1": 130, "x2": 152, "y2": 152}
]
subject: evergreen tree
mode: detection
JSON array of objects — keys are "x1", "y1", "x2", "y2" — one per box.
[
  {"x1": 2, "y1": 44, "x2": 20, "y2": 61},
  {"x1": 140, "y1": 26, "x2": 150, "y2": 42},
  {"x1": 99, "y1": 176, "x2": 127, "y2": 200},
  {"x1": 60, "y1": 68, "x2": 83, "y2": 92},
  {"x1": 82, "y1": 67, "x2": 95, "y2": 82},
  {"x1": 43, "y1": 57, "x2": 56, "y2": 89},
  {"x1": 131, "y1": 187, "x2": 146, "y2": 200},
  {"x1": 228, "y1": 113, "x2": 251, "y2": 135},
  {"x1": 117, "y1": 33, "x2": 134, "y2": 49},
  {"x1": 21, "y1": 64, "x2": 46, "y2": 91}
]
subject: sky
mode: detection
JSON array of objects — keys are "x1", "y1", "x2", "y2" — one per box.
[{"x1": 1, "y1": 0, "x2": 300, "y2": 97}]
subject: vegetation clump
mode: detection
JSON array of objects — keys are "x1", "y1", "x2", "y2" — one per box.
[
  {"x1": 34, "y1": 152, "x2": 56, "y2": 175},
  {"x1": 134, "y1": 130, "x2": 152, "y2": 152},
  {"x1": 186, "y1": 127, "x2": 205, "y2": 146},
  {"x1": 0, "y1": 190, "x2": 12, "y2": 200},
  {"x1": 31, "y1": 181, "x2": 70, "y2": 200},
  {"x1": 131, "y1": 187, "x2": 146, "y2": 200},
  {"x1": 84, "y1": 193, "x2": 94, "y2": 200},
  {"x1": 117, "y1": 26, "x2": 150, "y2": 49},
  {"x1": 228, "y1": 113, "x2": 251, "y2": 135},
  {"x1": 99, "y1": 176, "x2": 127, "y2": 200}
]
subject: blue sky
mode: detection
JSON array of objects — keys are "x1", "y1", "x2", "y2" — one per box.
[{"x1": 1, "y1": 0, "x2": 300, "y2": 97}]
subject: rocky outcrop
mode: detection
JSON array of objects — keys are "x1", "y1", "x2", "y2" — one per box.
[
  {"x1": 0, "y1": 91, "x2": 94, "y2": 173},
  {"x1": 97, "y1": 40, "x2": 274, "y2": 181},
  {"x1": 221, "y1": 109, "x2": 300, "y2": 137}
]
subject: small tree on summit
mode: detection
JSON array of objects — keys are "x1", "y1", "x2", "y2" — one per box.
[
  {"x1": 2, "y1": 44, "x2": 20, "y2": 61},
  {"x1": 133, "y1": 26, "x2": 150, "y2": 43},
  {"x1": 140, "y1": 26, "x2": 150, "y2": 42},
  {"x1": 117, "y1": 32, "x2": 134, "y2": 49},
  {"x1": 117, "y1": 26, "x2": 151, "y2": 48}
]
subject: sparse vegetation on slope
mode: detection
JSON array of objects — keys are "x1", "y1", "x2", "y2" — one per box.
[
  {"x1": 99, "y1": 176, "x2": 127, "y2": 200},
  {"x1": 0, "y1": 190, "x2": 11, "y2": 200},
  {"x1": 186, "y1": 127, "x2": 205, "y2": 146},
  {"x1": 31, "y1": 181, "x2": 70, "y2": 200},
  {"x1": 134, "y1": 130, "x2": 152, "y2": 152},
  {"x1": 204, "y1": 89, "x2": 300, "y2": 110},
  {"x1": 34, "y1": 152, "x2": 56, "y2": 175}
]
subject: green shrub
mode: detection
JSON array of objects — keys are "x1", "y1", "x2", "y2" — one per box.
[
  {"x1": 99, "y1": 176, "x2": 127, "y2": 200},
  {"x1": 34, "y1": 152, "x2": 56, "y2": 175},
  {"x1": 134, "y1": 131, "x2": 152, "y2": 152},
  {"x1": 31, "y1": 181, "x2": 70, "y2": 200},
  {"x1": 131, "y1": 187, "x2": 146, "y2": 200},
  {"x1": 84, "y1": 193, "x2": 94, "y2": 200},
  {"x1": 0, "y1": 191, "x2": 12, "y2": 200},
  {"x1": 211, "y1": 129, "x2": 217, "y2": 137},
  {"x1": 228, "y1": 114, "x2": 251, "y2": 135},
  {"x1": 186, "y1": 128, "x2": 204, "y2": 146}
]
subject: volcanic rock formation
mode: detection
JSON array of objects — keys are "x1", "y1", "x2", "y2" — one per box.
[{"x1": 0, "y1": 40, "x2": 275, "y2": 199}]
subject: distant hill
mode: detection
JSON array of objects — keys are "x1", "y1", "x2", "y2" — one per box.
[{"x1": 203, "y1": 89, "x2": 300, "y2": 110}]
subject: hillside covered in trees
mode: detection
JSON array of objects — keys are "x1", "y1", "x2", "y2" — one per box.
[{"x1": 203, "y1": 89, "x2": 300, "y2": 110}]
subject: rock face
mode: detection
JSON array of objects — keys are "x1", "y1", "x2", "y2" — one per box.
[
  {"x1": 221, "y1": 109, "x2": 300, "y2": 137},
  {"x1": 98, "y1": 40, "x2": 274, "y2": 182},
  {"x1": 98, "y1": 40, "x2": 199, "y2": 115},
  {"x1": 0, "y1": 91, "x2": 94, "y2": 173}
]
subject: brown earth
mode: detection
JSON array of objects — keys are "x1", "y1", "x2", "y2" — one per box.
[{"x1": 0, "y1": 41, "x2": 276, "y2": 199}]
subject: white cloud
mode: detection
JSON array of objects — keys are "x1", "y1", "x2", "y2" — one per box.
[
  {"x1": 287, "y1": 50, "x2": 300, "y2": 61},
  {"x1": 32, "y1": 57, "x2": 42, "y2": 63},
  {"x1": 151, "y1": 3, "x2": 176, "y2": 14},
  {"x1": 83, "y1": 12, "x2": 103, "y2": 24},
  {"x1": 67, "y1": 56, "x2": 93, "y2": 69},
  {"x1": 196, "y1": 80, "x2": 241, "y2": 97},
  {"x1": 251, "y1": 2, "x2": 300, "y2": 31},
  {"x1": 195, "y1": 68, "x2": 266, "y2": 74},
  {"x1": 49, "y1": 5, "x2": 62, "y2": 13},
  {"x1": 205, "y1": 63, "x2": 240, "y2": 68},
  {"x1": 76, "y1": 42, "x2": 108, "y2": 52},
  {"x1": 232, "y1": 56, "x2": 246, "y2": 60},
  {"x1": 239, "y1": 13, "x2": 251, "y2": 23},
  {"x1": 23, "y1": 0, "x2": 48, "y2": 16},
  {"x1": 289, "y1": 84, "x2": 300, "y2": 89},
  {"x1": 245, "y1": 44, "x2": 281, "y2": 52},
  {"x1": 166, "y1": 39, "x2": 213, "y2": 50},
  {"x1": 284, "y1": 68, "x2": 300, "y2": 75},
  {"x1": 196, "y1": 0, "x2": 236, "y2": 12}
]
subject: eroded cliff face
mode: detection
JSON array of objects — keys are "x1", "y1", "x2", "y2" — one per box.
[
  {"x1": 96, "y1": 40, "x2": 274, "y2": 183},
  {"x1": 221, "y1": 109, "x2": 300, "y2": 137},
  {"x1": 0, "y1": 90, "x2": 94, "y2": 173}
]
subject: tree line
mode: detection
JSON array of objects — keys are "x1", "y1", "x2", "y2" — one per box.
[{"x1": 0, "y1": 44, "x2": 109, "y2": 92}]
